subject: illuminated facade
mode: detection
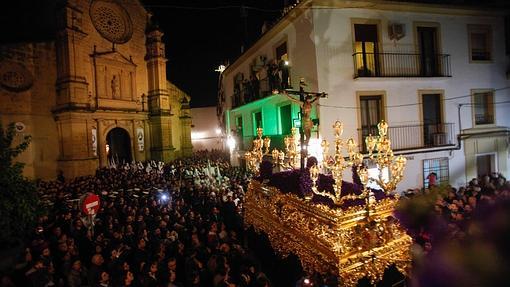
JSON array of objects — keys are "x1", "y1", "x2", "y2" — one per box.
[
  {"x1": 0, "y1": 0, "x2": 192, "y2": 180},
  {"x1": 219, "y1": 0, "x2": 510, "y2": 190}
]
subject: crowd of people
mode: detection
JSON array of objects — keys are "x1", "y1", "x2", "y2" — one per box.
[
  {"x1": 3, "y1": 147, "x2": 510, "y2": 287},
  {"x1": 7, "y1": 150, "x2": 281, "y2": 287},
  {"x1": 396, "y1": 173, "x2": 510, "y2": 287},
  {"x1": 400, "y1": 173, "x2": 510, "y2": 252}
]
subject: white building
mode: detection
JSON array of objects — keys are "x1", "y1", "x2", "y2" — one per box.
[
  {"x1": 191, "y1": 106, "x2": 224, "y2": 151},
  {"x1": 218, "y1": 0, "x2": 510, "y2": 190}
]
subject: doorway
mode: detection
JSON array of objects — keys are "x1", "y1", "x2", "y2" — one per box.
[
  {"x1": 280, "y1": 104, "x2": 292, "y2": 135},
  {"x1": 417, "y1": 26, "x2": 439, "y2": 76},
  {"x1": 106, "y1": 127, "x2": 132, "y2": 164},
  {"x1": 235, "y1": 116, "x2": 244, "y2": 150},
  {"x1": 359, "y1": 95, "x2": 383, "y2": 151},
  {"x1": 421, "y1": 93, "x2": 442, "y2": 146}
]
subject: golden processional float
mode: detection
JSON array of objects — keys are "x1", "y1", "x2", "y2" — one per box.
[{"x1": 244, "y1": 121, "x2": 412, "y2": 286}]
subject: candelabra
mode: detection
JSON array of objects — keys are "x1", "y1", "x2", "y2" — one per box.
[
  {"x1": 309, "y1": 121, "x2": 363, "y2": 205},
  {"x1": 244, "y1": 127, "x2": 271, "y2": 174},
  {"x1": 271, "y1": 127, "x2": 300, "y2": 170},
  {"x1": 309, "y1": 120, "x2": 406, "y2": 206},
  {"x1": 364, "y1": 120, "x2": 407, "y2": 194}
]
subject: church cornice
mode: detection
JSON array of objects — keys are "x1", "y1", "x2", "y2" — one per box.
[
  {"x1": 149, "y1": 110, "x2": 173, "y2": 117},
  {"x1": 91, "y1": 47, "x2": 137, "y2": 67},
  {"x1": 52, "y1": 103, "x2": 148, "y2": 115},
  {"x1": 52, "y1": 107, "x2": 149, "y2": 119}
]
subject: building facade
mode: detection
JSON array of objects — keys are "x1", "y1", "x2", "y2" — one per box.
[
  {"x1": 219, "y1": 0, "x2": 510, "y2": 190},
  {"x1": 191, "y1": 106, "x2": 225, "y2": 151},
  {"x1": 0, "y1": 0, "x2": 192, "y2": 180}
]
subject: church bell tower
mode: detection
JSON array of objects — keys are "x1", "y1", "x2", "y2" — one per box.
[{"x1": 145, "y1": 21, "x2": 174, "y2": 162}]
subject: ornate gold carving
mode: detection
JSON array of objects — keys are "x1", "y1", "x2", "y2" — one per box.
[
  {"x1": 364, "y1": 121, "x2": 407, "y2": 192},
  {"x1": 244, "y1": 127, "x2": 271, "y2": 174},
  {"x1": 272, "y1": 127, "x2": 300, "y2": 170},
  {"x1": 244, "y1": 120, "x2": 412, "y2": 286},
  {"x1": 310, "y1": 120, "x2": 406, "y2": 205},
  {"x1": 244, "y1": 181, "x2": 412, "y2": 286}
]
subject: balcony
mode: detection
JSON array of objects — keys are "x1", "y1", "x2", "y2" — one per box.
[
  {"x1": 232, "y1": 64, "x2": 292, "y2": 108},
  {"x1": 353, "y1": 52, "x2": 451, "y2": 78},
  {"x1": 358, "y1": 123, "x2": 456, "y2": 152}
]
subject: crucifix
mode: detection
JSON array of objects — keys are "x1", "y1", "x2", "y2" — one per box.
[{"x1": 282, "y1": 78, "x2": 327, "y2": 170}]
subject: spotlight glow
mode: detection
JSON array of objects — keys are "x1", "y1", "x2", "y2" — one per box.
[
  {"x1": 307, "y1": 137, "x2": 323, "y2": 163},
  {"x1": 227, "y1": 136, "x2": 236, "y2": 151}
]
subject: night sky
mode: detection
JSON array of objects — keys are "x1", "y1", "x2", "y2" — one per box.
[
  {"x1": 0, "y1": 0, "x2": 286, "y2": 108},
  {"x1": 144, "y1": 0, "x2": 286, "y2": 108}
]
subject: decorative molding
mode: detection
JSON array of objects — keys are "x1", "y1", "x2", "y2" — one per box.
[
  {"x1": 90, "y1": 0, "x2": 133, "y2": 44},
  {"x1": 0, "y1": 61, "x2": 34, "y2": 92}
]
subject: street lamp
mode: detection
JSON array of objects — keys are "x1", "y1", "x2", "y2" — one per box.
[{"x1": 215, "y1": 65, "x2": 226, "y2": 73}]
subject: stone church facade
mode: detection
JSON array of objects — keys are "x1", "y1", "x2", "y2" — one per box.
[{"x1": 0, "y1": 0, "x2": 193, "y2": 180}]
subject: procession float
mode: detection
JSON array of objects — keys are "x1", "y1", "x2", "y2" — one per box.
[{"x1": 243, "y1": 121, "x2": 412, "y2": 286}]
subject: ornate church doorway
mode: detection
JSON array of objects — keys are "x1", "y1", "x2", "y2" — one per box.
[{"x1": 106, "y1": 128, "x2": 132, "y2": 164}]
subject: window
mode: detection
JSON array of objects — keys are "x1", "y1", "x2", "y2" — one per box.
[
  {"x1": 233, "y1": 73, "x2": 244, "y2": 107},
  {"x1": 353, "y1": 23, "x2": 380, "y2": 77},
  {"x1": 423, "y1": 158, "x2": 449, "y2": 188},
  {"x1": 359, "y1": 95, "x2": 384, "y2": 152},
  {"x1": 275, "y1": 41, "x2": 290, "y2": 89},
  {"x1": 276, "y1": 42, "x2": 288, "y2": 62},
  {"x1": 472, "y1": 90, "x2": 494, "y2": 125},
  {"x1": 476, "y1": 154, "x2": 496, "y2": 178},
  {"x1": 468, "y1": 25, "x2": 492, "y2": 61},
  {"x1": 253, "y1": 111, "x2": 263, "y2": 134}
]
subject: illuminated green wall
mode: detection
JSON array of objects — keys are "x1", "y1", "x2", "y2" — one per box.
[{"x1": 227, "y1": 94, "x2": 318, "y2": 150}]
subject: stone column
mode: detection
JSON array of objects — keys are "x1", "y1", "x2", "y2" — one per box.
[{"x1": 97, "y1": 119, "x2": 107, "y2": 167}]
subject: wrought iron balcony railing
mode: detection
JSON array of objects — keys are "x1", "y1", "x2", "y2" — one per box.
[
  {"x1": 231, "y1": 66, "x2": 293, "y2": 108},
  {"x1": 358, "y1": 123, "x2": 456, "y2": 152},
  {"x1": 353, "y1": 52, "x2": 451, "y2": 78}
]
